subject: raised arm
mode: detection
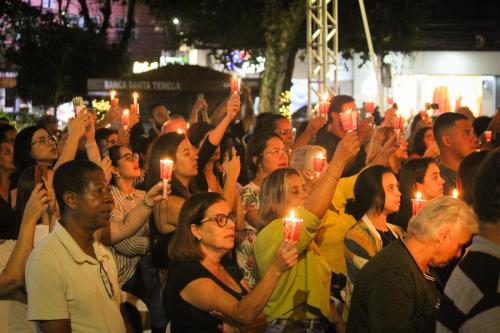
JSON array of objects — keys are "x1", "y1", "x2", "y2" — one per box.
[
  {"x1": 304, "y1": 132, "x2": 360, "y2": 219},
  {"x1": 0, "y1": 184, "x2": 48, "y2": 298},
  {"x1": 95, "y1": 182, "x2": 165, "y2": 245},
  {"x1": 53, "y1": 112, "x2": 87, "y2": 171},
  {"x1": 293, "y1": 115, "x2": 326, "y2": 148},
  {"x1": 207, "y1": 93, "x2": 241, "y2": 146}
]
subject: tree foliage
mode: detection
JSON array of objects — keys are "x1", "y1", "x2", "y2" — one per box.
[{"x1": 0, "y1": 0, "x2": 130, "y2": 107}]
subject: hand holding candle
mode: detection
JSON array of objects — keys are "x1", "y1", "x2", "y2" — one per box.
[
  {"x1": 411, "y1": 192, "x2": 428, "y2": 216},
  {"x1": 160, "y1": 159, "x2": 174, "y2": 199},
  {"x1": 283, "y1": 209, "x2": 303, "y2": 243}
]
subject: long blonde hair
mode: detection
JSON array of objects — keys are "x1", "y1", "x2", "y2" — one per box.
[{"x1": 258, "y1": 168, "x2": 301, "y2": 227}]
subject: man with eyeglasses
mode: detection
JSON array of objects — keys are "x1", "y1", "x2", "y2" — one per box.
[{"x1": 25, "y1": 161, "x2": 130, "y2": 333}]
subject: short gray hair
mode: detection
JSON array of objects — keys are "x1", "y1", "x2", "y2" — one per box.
[{"x1": 407, "y1": 196, "x2": 479, "y2": 241}]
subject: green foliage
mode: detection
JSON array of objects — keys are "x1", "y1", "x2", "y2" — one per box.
[
  {"x1": 339, "y1": 0, "x2": 432, "y2": 61},
  {"x1": 0, "y1": 0, "x2": 130, "y2": 107}
]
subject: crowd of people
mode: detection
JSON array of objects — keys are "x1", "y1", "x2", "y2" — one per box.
[{"x1": 0, "y1": 89, "x2": 499, "y2": 333}]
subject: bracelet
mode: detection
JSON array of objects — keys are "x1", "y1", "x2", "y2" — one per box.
[{"x1": 141, "y1": 199, "x2": 155, "y2": 210}]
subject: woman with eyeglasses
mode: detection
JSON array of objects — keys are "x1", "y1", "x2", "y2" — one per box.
[
  {"x1": 10, "y1": 113, "x2": 90, "y2": 205},
  {"x1": 236, "y1": 132, "x2": 289, "y2": 288},
  {"x1": 165, "y1": 192, "x2": 298, "y2": 333},
  {"x1": 342, "y1": 165, "x2": 405, "y2": 321},
  {"x1": 107, "y1": 144, "x2": 171, "y2": 332},
  {"x1": 253, "y1": 132, "x2": 360, "y2": 333}
]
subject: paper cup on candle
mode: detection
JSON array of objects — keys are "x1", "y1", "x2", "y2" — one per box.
[
  {"x1": 160, "y1": 159, "x2": 174, "y2": 199},
  {"x1": 484, "y1": 130, "x2": 492, "y2": 143},
  {"x1": 121, "y1": 109, "x2": 130, "y2": 130},
  {"x1": 411, "y1": 192, "x2": 428, "y2": 216},
  {"x1": 110, "y1": 90, "x2": 119, "y2": 109},
  {"x1": 340, "y1": 109, "x2": 358, "y2": 132},
  {"x1": 230, "y1": 74, "x2": 240, "y2": 95},
  {"x1": 283, "y1": 210, "x2": 303, "y2": 243},
  {"x1": 312, "y1": 152, "x2": 326, "y2": 178}
]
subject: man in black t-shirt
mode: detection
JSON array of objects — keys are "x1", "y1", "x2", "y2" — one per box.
[
  {"x1": 433, "y1": 112, "x2": 478, "y2": 195},
  {"x1": 313, "y1": 95, "x2": 373, "y2": 177},
  {"x1": 347, "y1": 196, "x2": 478, "y2": 333}
]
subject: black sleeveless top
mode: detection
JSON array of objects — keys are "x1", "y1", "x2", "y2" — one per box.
[{"x1": 164, "y1": 260, "x2": 248, "y2": 333}]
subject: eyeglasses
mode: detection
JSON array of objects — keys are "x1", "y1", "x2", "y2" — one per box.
[
  {"x1": 261, "y1": 148, "x2": 291, "y2": 157},
  {"x1": 99, "y1": 260, "x2": 115, "y2": 299},
  {"x1": 277, "y1": 128, "x2": 293, "y2": 136},
  {"x1": 118, "y1": 152, "x2": 139, "y2": 162},
  {"x1": 199, "y1": 212, "x2": 237, "y2": 228},
  {"x1": 31, "y1": 135, "x2": 57, "y2": 146}
]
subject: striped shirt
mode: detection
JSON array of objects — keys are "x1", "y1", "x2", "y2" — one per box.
[
  {"x1": 110, "y1": 186, "x2": 149, "y2": 285},
  {"x1": 343, "y1": 215, "x2": 405, "y2": 320},
  {"x1": 436, "y1": 235, "x2": 500, "y2": 333}
]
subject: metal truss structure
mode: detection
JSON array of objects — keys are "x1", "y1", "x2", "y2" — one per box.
[{"x1": 307, "y1": 0, "x2": 338, "y2": 117}]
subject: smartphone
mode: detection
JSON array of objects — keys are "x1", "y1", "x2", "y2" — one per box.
[
  {"x1": 99, "y1": 139, "x2": 109, "y2": 158},
  {"x1": 72, "y1": 96, "x2": 86, "y2": 115}
]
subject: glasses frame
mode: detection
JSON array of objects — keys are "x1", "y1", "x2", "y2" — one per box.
[
  {"x1": 118, "y1": 152, "x2": 139, "y2": 162},
  {"x1": 199, "y1": 212, "x2": 237, "y2": 228},
  {"x1": 99, "y1": 260, "x2": 115, "y2": 299},
  {"x1": 31, "y1": 135, "x2": 57, "y2": 147}
]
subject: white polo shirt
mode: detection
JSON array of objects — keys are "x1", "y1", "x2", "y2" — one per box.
[{"x1": 25, "y1": 222, "x2": 125, "y2": 333}]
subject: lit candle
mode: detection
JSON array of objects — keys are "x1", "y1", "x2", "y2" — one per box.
[
  {"x1": 411, "y1": 192, "x2": 428, "y2": 216},
  {"x1": 230, "y1": 74, "x2": 240, "y2": 95},
  {"x1": 110, "y1": 90, "x2": 119, "y2": 109},
  {"x1": 160, "y1": 159, "x2": 174, "y2": 199},
  {"x1": 121, "y1": 109, "x2": 130, "y2": 130},
  {"x1": 283, "y1": 209, "x2": 303, "y2": 243},
  {"x1": 312, "y1": 152, "x2": 326, "y2": 178},
  {"x1": 452, "y1": 189, "x2": 459, "y2": 199},
  {"x1": 176, "y1": 128, "x2": 184, "y2": 135},
  {"x1": 484, "y1": 130, "x2": 492, "y2": 143},
  {"x1": 318, "y1": 94, "x2": 330, "y2": 120},
  {"x1": 340, "y1": 109, "x2": 358, "y2": 132},
  {"x1": 131, "y1": 92, "x2": 140, "y2": 114}
]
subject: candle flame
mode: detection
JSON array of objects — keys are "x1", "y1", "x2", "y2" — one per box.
[
  {"x1": 176, "y1": 129, "x2": 184, "y2": 134},
  {"x1": 132, "y1": 92, "x2": 139, "y2": 99},
  {"x1": 316, "y1": 152, "x2": 325, "y2": 159},
  {"x1": 160, "y1": 159, "x2": 173, "y2": 165},
  {"x1": 416, "y1": 192, "x2": 422, "y2": 200},
  {"x1": 452, "y1": 189, "x2": 459, "y2": 199},
  {"x1": 123, "y1": 109, "x2": 129, "y2": 116},
  {"x1": 289, "y1": 209, "x2": 295, "y2": 219},
  {"x1": 110, "y1": 90, "x2": 116, "y2": 99}
]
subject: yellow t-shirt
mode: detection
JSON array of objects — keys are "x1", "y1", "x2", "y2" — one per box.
[
  {"x1": 316, "y1": 174, "x2": 358, "y2": 275},
  {"x1": 254, "y1": 207, "x2": 332, "y2": 322}
]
